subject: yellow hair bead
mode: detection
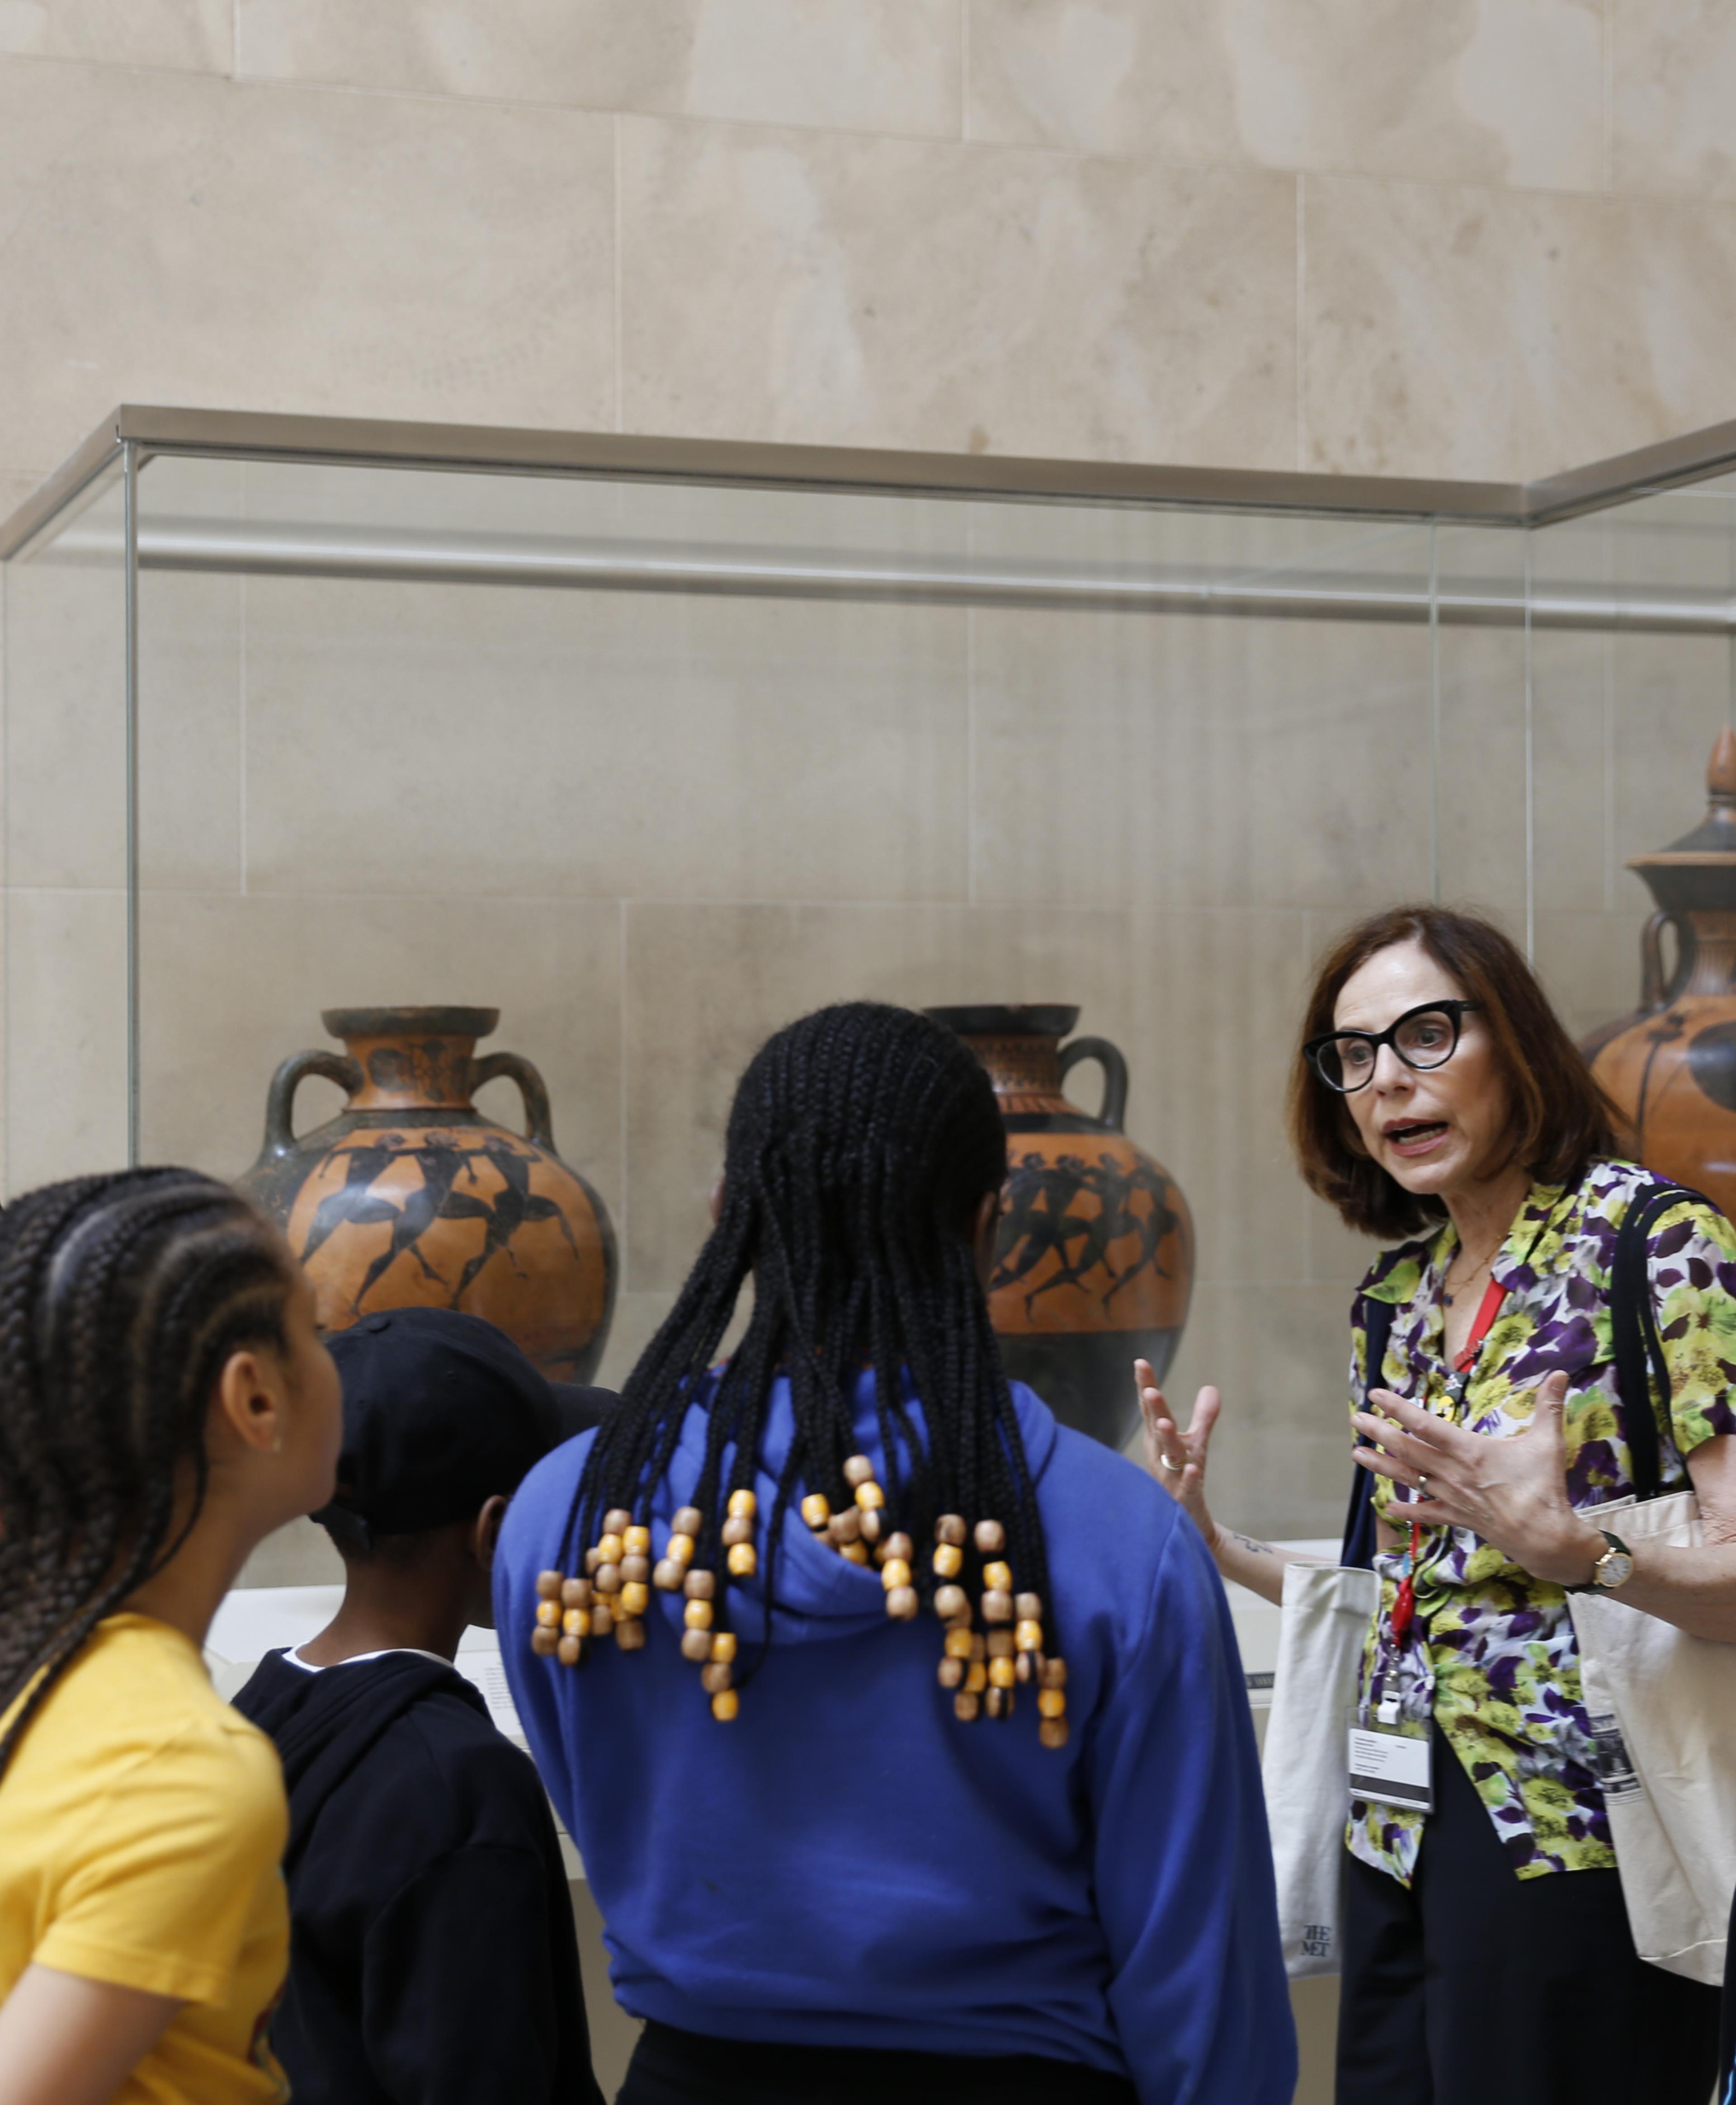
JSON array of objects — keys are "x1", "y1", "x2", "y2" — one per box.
[
  {"x1": 854, "y1": 1480, "x2": 885, "y2": 1512},
  {"x1": 619, "y1": 1582, "x2": 650, "y2": 1616},
  {"x1": 1015, "y1": 1619, "x2": 1043, "y2": 1652},
  {"x1": 684, "y1": 1597, "x2": 714, "y2": 1630},
  {"x1": 801, "y1": 1493, "x2": 831, "y2": 1529},
  {"x1": 666, "y1": 1533, "x2": 695, "y2": 1565},
  {"x1": 563, "y1": 1607, "x2": 591, "y2": 1639},
  {"x1": 597, "y1": 1533, "x2": 623, "y2": 1565},
  {"x1": 727, "y1": 1541, "x2": 758, "y2": 1578},
  {"x1": 983, "y1": 1561, "x2": 1013, "y2": 1593},
  {"x1": 880, "y1": 1558, "x2": 911, "y2": 1591},
  {"x1": 1038, "y1": 1687, "x2": 1067, "y2": 1719},
  {"x1": 840, "y1": 1540, "x2": 870, "y2": 1566},
  {"x1": 727, "y1": 1488, "x2": 757, "y2": 1520},
  {"x1": 944, "y1": 1626, "x2": 975, "y2": 1659},
  {"x1": 964, "y1": 1661, "x2": 987, "y2": 1695},
  {"x1": 535, "y1": 1599, "x2": 561, "y2": 1628},
  {"x1": 932, "y1": 1543, "x2": 963, "y2": 1579},
  {"x1": 988, "y1": 1656, "x2": 1017, "y2": 1690},
  {"x1": 710, "y1": 1631, "x2": 736, "y2": 1663},
  {"x1": 712, "y1": 1688, "x2": 741, "y2": 1721},
  {"x1": 623, "y1": 1525, "x2": 652, "y2": 1556}
]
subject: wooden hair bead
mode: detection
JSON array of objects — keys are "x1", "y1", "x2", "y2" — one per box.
[
  {"x1": 827, "y1": 1507, "x2": 862, "y2": 1545},
  {"x1": 986, "y1": 1684, "x2": 1013, "y2": 1719},
  {"x1": 1015, "y1": 1651, "x2": 1033, "y2": 1683},
  {"x1": 882, "y1": 1532, "x2": 913, "y2": 1564},
  {"x1": 701, "y1": 1662, "x2": 733, "y2": 1695},
  {"x1": 597, "y1": 1532, "x2": 624, "y2": 1565},
  {"x1": 886, "y1": 1587, "x2": 919, "y2": 1620},
  {"x1": 983, "y1": 1560, "x2": 1013, "y2": 1593},
  {"x1": 535, "y1": 1598, "x2": 561, "y2": 1628},
  {"x1": 711, "y1": 1688, "x2": 740, "y2": 1721},
  {"x1": 840, "y1": 1540, "x2": 870, "y2": 1565},
  {"x1": 935, "y1": 1514, "x2": 967, "y2": 1547},
  {"x1": 603, "y1": 1508, "x2": 633, "y2": 1538},
  {"x1": 721, "y1": 1514, "x2": 754, "y2": 1549},
  {"x1": 710, "y1": 1631, "x2": 737, "y2": 1663},
  {"x1": 665, "y1": 1534, "x2": 695, "y2": 1566},
  {"x1": 532, "y1": 1625, "x2": 560, "y2": 1656},
  {"x1": 969, "y1": 1633, "x2": 986, "y2": 1661},
  {"x1": 615, "y1": 1616, "x2": 646, "y2": 1652},
  {"x1": 982, "y1": 1589, "x2": 1014, "y2": 1624},
  {"x1": 964, "y1": 1660, "x2": 987, "y2": 1695},
  {"x1": 1015, "y1": 1592, "x2": 1043, "y2": 1622},
  {"x1": 880, "y1": 1558, "x2": 912, "y2": 1591},
  {"x1": 584, "y1": 1546, "x2": 604, "y2": 1575},
  {"x1": 938, "y1": 1656, "x2": 965, "y2": 1688},
  {"x1": 1040, "y1": 1658, "x2": 1068, "y2": 1689},
  {"x1": 988, "y1": 1656, "x2": 1017, "y2": 1690},
  {"x1": 623, "y1": 1525, "x2": 652, "y2": 1556},
  {"x1": 986, "y1": 1629, "x2": 1014, "y2": 1658},
  {"x1": 681, "y1": 1629, "x2": 712, "y2": 1662},
  {"x1": 654, "y1": 1559, "x2": 685, "y2": 1591},
  {"x1": 684, "y1": 1568, "x2": 716, "y2": 1600},
  {"x1": 854, "y1": 1481, "x2": 885, "y2": 1513},
  {"x1": 594, "y1": 1563, "x2": 622, "y2": 1595},
  {"x1": 727, "y1": 1488, "x2": 757, "y2": 1521},
  {"x1": 944, "y1": 1625, "x2": 975, "y2": 1660},
  {"x1": 562, "y1": 1607, "x2": 591, "y2": 1639},
  {"x1": 619, "y1": 1581, "x2": 650, "y2": 1616},
  {"x1": 561, "y1": 1576, "x2": 592, "y2": 1610},
  {"x1": 974, "y1": 1519, "x2": 1005, "y2": 1554},
  {"x1": 557, "y1": 1634, "x2": 583, "y2": 1667},
  {"x1": 591, "y1": 1603, "x2": 614, "y2": 1639},
  {"x1": 1039, "y1": 1717, "x2": 1070, "y2": 1750},
  {"x1": 954, "y1": 1690, "x2": 981, "y2": 1721},
  {"x1": 858, "y1": 1507, "x2": 883, "y2": 1543},
  {"x1": 1015, "y1": 1620, "x2": 1043, "y2": 1653},
  {"x1": 934, "y1": 1584, "x2": 967, "y2": 1621},
  {"x1": 536, "y1": 1570, "x2": 564, "y2": 1601},
  {"x1": 1038, "y1": 1687, "x2": 1067, "y2": 1719},
  {"x1": 673, "y1": 1506, "x2": 703, "y2": 1538},
  {"x1": 727, "y1": 1541, "x2": 758, "y2": 1577},
  {"x1": 620, "y1": 1555, "x2": 651, "y2": 1585},
  {"x1": 843, "y1": 1455, "x2": 875, "y2": 1487},
  {"x1": 801, "y1": 1493, "x2": 831, "y2": 1530},
  {"x1": 932, "y1": 1543, "x2": 963, "y2": 1580},
  {"x1": 684, "y1": 1597, "x2": 714, "y2": 1630}
]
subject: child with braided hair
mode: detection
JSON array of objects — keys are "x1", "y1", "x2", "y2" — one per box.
[
  {"x1": 497, "y1": 1003, "x2": 1293, "y2": 2105},
  {"x1": 0, "y1": 1169, "x2": 342, "y2": 2105}
]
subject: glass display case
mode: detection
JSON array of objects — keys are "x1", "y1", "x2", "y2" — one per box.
[{"x1": 5, "y1": 406, "x2": 1736, "y2": 1551}]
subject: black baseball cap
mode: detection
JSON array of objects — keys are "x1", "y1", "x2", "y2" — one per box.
[{"x1": 310, "y1": 1307, "x2": 609, "y2": 1545}]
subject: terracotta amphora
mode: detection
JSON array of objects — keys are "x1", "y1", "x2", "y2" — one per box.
[
  {"x1": 1585, "y1": 730, "x2": 1736, "y2": 1223},
  {"x1": 927, "y1": 1005, "x2": 1194, "y2": 1450},
  {"x1": 239, "y1": 1007, "x2": 617, "y2": 1381}
]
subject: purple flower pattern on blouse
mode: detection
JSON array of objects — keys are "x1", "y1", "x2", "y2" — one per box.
[{"x1": 1346, "y1": 1160, "x2": 1736, "y2": 1886}]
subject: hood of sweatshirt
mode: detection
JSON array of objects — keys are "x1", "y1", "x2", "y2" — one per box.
[
  {"x1": 631, "y1": 1366, "x2": 1061, "y2": 1651},
  {"x1": 233, "y1": 1648, "x2": 485, "y2": 1874}
]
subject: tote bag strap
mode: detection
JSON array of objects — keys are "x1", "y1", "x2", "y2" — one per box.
[
  {"x1": 1340, "y1": 1296, "x2": 1396, "y2": 1569},
  {"x1": 1609, "y1": 1180, "x2": 1698, "y2": 1504}
]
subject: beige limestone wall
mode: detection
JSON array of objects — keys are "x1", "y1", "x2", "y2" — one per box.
[{"x1": 4, "y1": 2, "x2": 1736, "y2": 511}]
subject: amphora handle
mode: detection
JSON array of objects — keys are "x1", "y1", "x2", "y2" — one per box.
[
  {"x1": 473, "y1": 1051, "x2": 558, "y2": 1152},
  {"x1": 262, "y1": 1051, "x2": 363, "y2": 1159},
  {"x1": 1059, "y1": 1036, "x2": 1128, "y2": 1133},
  {"x1": 1640, "y1": 910, "x2": 1680, "y2": 1013}
]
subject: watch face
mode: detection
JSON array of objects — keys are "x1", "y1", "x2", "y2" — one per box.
[{"x1": 1596, "y1": 1549, "x2": 1634, "y2": 1589}]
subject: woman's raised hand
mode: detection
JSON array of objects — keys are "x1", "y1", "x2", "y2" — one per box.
[{"x1": 1137, "y1": 1359, "x2": 1222, "y2": 1552}]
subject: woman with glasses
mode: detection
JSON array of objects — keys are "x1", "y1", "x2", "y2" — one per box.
[{"x1": 1139, "y1": 903, "x2": 1736, "y2": 2105}]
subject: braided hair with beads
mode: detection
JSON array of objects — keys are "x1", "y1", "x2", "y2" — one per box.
[
  {"x1": 0, "y1": 1168, "x2": 302, "y2": 1781},
  {"x1": 532, "y1": 1002, "x2": 1071, "y2": 1742}
]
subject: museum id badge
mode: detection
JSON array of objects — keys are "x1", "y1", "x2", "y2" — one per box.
[{"x1": 1346, "y1": 1712, "x2": 1433, "y2": 1814}]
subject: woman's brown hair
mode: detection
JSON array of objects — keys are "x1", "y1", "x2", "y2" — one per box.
[{"x1": 1288, "y1": 904, "x2": 1617, "y2": 1242}]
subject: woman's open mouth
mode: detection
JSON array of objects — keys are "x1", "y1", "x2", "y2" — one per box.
[{"x1": 1384, "y1": 1120, "x2": 1449, "y2": 1158}]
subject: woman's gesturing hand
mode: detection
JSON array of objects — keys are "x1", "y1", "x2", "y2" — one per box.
[
  {"x1": 1137, "y1": 1360, "x2": 1222, "y2": 1553},
  {"x1": 1351, "y1": 1371, "x2": 1604, "y2": 1587}
]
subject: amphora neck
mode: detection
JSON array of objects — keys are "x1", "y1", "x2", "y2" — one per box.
[{"x1": 321, "y1": 1005, "x2": 499, "y2": 1111}]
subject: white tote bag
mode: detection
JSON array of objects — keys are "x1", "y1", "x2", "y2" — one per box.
[
  {"x1": 1261, "y1": 1560, "x2": 1380, "y2": 1978},
  {"x1": 1568, "y1": 1487, "x2": 1736, "y2": 1986}
]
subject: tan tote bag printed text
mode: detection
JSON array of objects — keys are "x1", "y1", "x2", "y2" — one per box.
[
  {"x1": 1261, "y1": 1559, "x2": 1380, "y2": 1979},
  {"x1": 1568, "y1": 1487, "x2": 1736, "y2": 1987}
]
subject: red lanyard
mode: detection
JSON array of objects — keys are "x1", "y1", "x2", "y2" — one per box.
[{"x1": 1389, "y1": 1275, "x2": 1507, "y2": 1644}]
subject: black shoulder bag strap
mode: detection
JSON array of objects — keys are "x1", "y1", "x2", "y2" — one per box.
[
  {"x1": 1341, "y1": 1295, "x2": 1396, "y2": 1569},
  {"x1": 1609, "y1": 1179, "x2": 1698, "y2": 1503}
]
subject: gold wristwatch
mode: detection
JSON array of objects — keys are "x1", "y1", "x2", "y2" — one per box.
[{"x1": 1571, "y1": 1529, "x2": 1634, "y2": 1594}]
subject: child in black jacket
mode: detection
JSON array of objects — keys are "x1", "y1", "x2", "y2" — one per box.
[{"x1": 234, "y1": 1308, "x2": 610, "y2": 2105}]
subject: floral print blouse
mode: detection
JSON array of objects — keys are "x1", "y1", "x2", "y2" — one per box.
[{"x1": 1348, "y1": 1158, "x2": 1736, "y2": 1885}]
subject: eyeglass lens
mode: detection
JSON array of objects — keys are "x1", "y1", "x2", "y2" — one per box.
[{"x1": 1319, "y1": 1008, "x2": 1461, "y2": 1091}]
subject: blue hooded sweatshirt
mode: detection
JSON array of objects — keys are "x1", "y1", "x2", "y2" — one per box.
[{"x1": 495, "y1": 1372, "x2": 1295, "y2": 2105}]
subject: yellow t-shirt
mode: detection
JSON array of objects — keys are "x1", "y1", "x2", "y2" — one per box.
[{"x1": 0, "y1": 1613, "x2": 290, "y2": 2103}]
